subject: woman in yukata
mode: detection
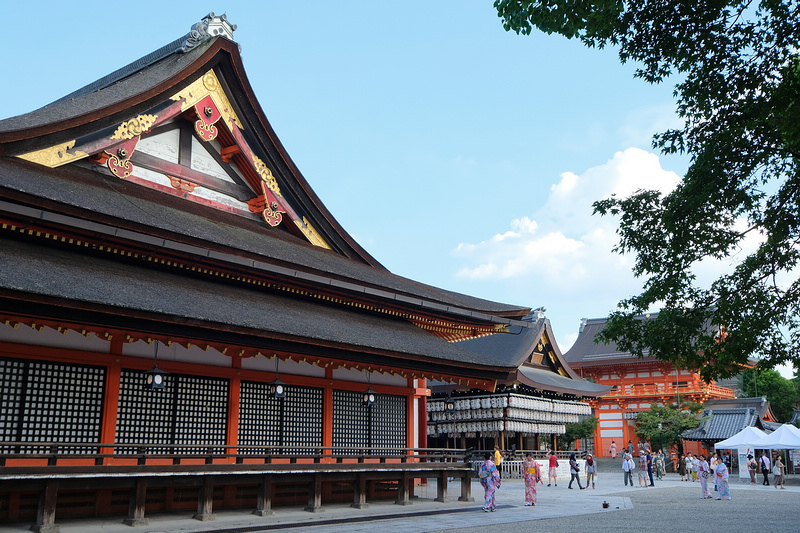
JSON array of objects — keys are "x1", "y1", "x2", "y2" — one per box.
[
  {"x1": 479, "y1": 452, "x2": 501, "y2": 512},
  {"x1": 698, "y1": 454, "x2": 712, "y2": 499},
  {"x1": 715, "y1": 457, "x2": 731, "y2": 500},
  {"x1": 654, "y1": 450, "x2": 666, "y2": 480},
  {"x1": 521, "y1": 453, "x2": 541, "y2": 506}
]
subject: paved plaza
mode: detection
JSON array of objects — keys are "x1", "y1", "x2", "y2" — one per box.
[{"x1": 1, "y1": 467, "x2": 796, "y2": 533}]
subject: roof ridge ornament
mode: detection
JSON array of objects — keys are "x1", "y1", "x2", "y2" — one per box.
[{"x1": 181, "y1": 12, "x2": 237, "y2": 52}]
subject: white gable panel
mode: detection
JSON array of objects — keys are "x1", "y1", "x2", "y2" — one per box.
[
  {"x1": 137, "y1": 128, "x2": 180, "y2": 163},
  {"x1": 191, "y1": 136, "x2": 237, "y2": 183}
]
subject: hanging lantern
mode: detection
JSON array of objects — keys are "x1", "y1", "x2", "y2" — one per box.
[{"x1": 144, "y1": 340, "x2": 168, "y2": 391}]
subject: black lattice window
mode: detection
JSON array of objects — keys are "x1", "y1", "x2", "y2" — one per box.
[
  {"x1": 372, "y1": 394, "x2": 406, "y2": 453},
  {"x1": 332, "y1": 390, "x2": 407, "y2": 454},
  {"x1": 116, "y1": 370, "x2": 228, "y2": 454},
  {"x1": 238, "y1": 382, "x2": 322, "y2": 454},
  {"x1": 282, "y1": 386, "x2": 323, "y2": 452},
  {"x1": 0, "y1": 357, "x2": 105, "y2": 453},
  {"x1": 332, "y1": 390, "x2": 369, "y2": 453},
  {"x1": 0, "y1": 358, "x2": 24, "y2": 450}
]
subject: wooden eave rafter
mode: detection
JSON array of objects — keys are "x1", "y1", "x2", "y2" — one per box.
[
  {"x1": 0, "y1": 309, "x2": 500, "y2": 392},
  {"x1": 0, "y1": 208, "x2": 510, "y2": 343}
]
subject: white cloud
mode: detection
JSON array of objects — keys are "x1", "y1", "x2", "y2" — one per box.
[{"x1": 452, "y1": 148, "x2": 682, "y2": 347}]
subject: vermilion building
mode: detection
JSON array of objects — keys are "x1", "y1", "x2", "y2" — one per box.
[{"x1": 564, "y1": 316, "x2": 736, "y2": 457}]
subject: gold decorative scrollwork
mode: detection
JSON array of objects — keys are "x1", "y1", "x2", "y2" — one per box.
[
  {"x1": 252, "y1": 155, "x2": 281, "y2": 195},
  {"x1": 110, "y1": 114, "x2": 158, "y2": 140},
  {"x1": 202, "y1": 71, "x2": 219, "y2": 92},
  {"x1": 17, "y1": 141, "x2": 88, "y2": 168},
  {"x1": 295, "y1": 217, "x2": 332, "y2": 250}
]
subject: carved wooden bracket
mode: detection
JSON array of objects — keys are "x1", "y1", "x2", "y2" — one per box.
[
  {"x1": 168, "y1": 176, "x2": 197, "y2": 193},
  {"x1": 193, "y1": 95, "x2": 222, "y2": 142},
  {"x1": 247, "y1": 182, "x2": 287, "y2": 227},
  {"x1": 105, "y1": 136, "x2": 141, "y2": 179}
]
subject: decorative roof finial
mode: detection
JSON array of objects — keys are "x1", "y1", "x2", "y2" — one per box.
[{"x1": 181, "y1": 12, "x2": 237, "y2": 52}]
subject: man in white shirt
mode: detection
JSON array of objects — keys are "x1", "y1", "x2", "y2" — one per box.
[{"x1": 760, "y1": 452, "x2": 771, "y2": 486}]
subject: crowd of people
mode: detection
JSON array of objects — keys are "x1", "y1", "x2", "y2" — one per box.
[{"x1": 477, "y1": 443, "x2": 789, "y2": 512}]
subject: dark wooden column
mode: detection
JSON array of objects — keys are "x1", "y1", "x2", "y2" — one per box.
[
  {"x1": 193, "y1": 476, "x2": 216, "y2": 521},
  {"x1": 304, "y1": 473, "x2": 324, "y2": 512},
  {"x1": 395, "y1": 472, "x2": 412, "y2": 505},
  {"x1": 123, "y1": 478, "x2": 149, "y2": 526},
  {"x1": 252, "y1": 474, "x2": 275, "y2": 517},
  {"x1": 351, "y1": 472, "x2": 368, "y2": 509},
  {"x1": 435, "y1": 471, "x2": 448, "y2": 502},
  {"x1": 458, "y1": 473, "x2": 474, "y2": 502},
  {"x1": 30, "y1": 479, "x2": 59, "y2": 533}
]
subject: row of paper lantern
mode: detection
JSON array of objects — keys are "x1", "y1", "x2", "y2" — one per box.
[
  {"x1": 428, "y1": 421, "x2": 566, "y2": 436},
  {"x1": 504, "y1": 408, "x2": 580, "y2": 424},
  {"x1": 504, "y1": 421, "x2": 566, "y2": 435},
  {"x1": 427, "y1": 397, "x2": 508, "y2": 411},
  {"x1": 427, "y1": 420, "x2": 504, "y2": 435},
  {"x1": 427, "y1": 396, "x2": 591, "y2": 416},
  {"x1": 428, "y1": 408, "x2": 503, "y2": 422},
  {"x1": 507, "y1": 395, "x2": 592, "y2": 415}
]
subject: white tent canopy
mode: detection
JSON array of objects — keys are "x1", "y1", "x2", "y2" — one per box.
[
  {"x1": 753, "y1": 424, "x2": 800, "y2": 449},
  {"x1": 714, "y1": 426, "x2": 769, "y2": 450}
]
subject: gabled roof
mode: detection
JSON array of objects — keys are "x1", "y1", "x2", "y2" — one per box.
[
  {"x1": 682, "y1": 408, "x2": 761, "y2": 441},
  {"x1": 563, "y1": 316, "x2": 653, "y2": 366},
  {"x1": 0, "y1": 13, "x2": 535, "y2": 389},
  {"x1": 0, "y1": 14, "x2": 381, "y2": 266},
  {"x1": 703, "y1": 397, "x2": 777, "y2": 423},
  {"x1": 454, "y1": 313, "x2": 611, "y2": 397}
]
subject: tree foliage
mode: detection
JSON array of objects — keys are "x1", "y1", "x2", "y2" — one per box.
[
  {"x1": 740, "y1": 368, "x2": 799, "y2": 422},
  {"x1": 494, "y1": 1, "x2": 800, "y2": 379},
  {"x1": 559, "y1": 416, "x2": 598, "y2": 446},
  {"x1": 634, "y1": 404, "x2": 703, "y2": 454}
]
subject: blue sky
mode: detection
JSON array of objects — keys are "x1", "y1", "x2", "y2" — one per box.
[{"x1": 5, "y1": 1, "x2": 691, "y2": 353}]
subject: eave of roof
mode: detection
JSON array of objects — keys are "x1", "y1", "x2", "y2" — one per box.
[
  {"x1": 0, "y1": 158, "x2": 529, "y2": 320},
  {"x1": 0, "y1": 238, "x2": 517, "y2": 383},
  {"x1": 681, "y1": 408, "x2": 759, "y2": 441},
  {"x1": 515, "y1": 366, "x2": 611, "y2": 397}
]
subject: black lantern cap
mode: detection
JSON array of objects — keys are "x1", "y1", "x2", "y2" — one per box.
[
  {"x1": 144, "y1": 364, "x2": 168, "y2": 390},
  {"x1": 268, "y1": 378, "x2": 287, "y2": 399},
  {"x1": 363, "y1": 388, "x2": 377, "y2": 407}
]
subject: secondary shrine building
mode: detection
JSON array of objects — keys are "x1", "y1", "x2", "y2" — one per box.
[
  {"x1": 0, "y1": 14, "x2": 607, "y2": 529},
  {"x1": 564, "y1": 316, "x2": 736, "y2": 458}
]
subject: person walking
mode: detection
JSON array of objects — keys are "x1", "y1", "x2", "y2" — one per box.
[
  {"x1": 654, "y1": 449, "x2": 666, "y2": 480},
  {"x1": 494, "y1": 445, "x2": 504, "y2": 477},
  {"x1": 547, "y1": 450, "x2": 558, "y2": 487},
  {"x1": 622, "y1": 452, "x2": 635, "y2": 486},
  {"x1": 609, "y1": 440, "x2": 617, "y2": 458},
  {"x1": 637, "y1": 452, "x2": 649, "y2": 487},
  {"x1": 760, "y1": 452, "x2": 771, "y2": 486},
  {"x1": 646, "y1": 449, "x2": 655, "y2": 486},
  {"x1": 521, "y1": 453, "x2": 541, "y2": 506},
  {"x1": 772, "y1": 455, "x2": 785, "y2": 489},
  {"x1": 627, "y1": 440, "x2": 633, "y2": 455},
  {"x1": 479, "y1": 452, "x2": 501, "y2": 512},
  {"x1": 746, "y1": 454, "x2": 757, "y2": 484},
  {"x1": 698, "y1": 454, "x2": 711, "y2": 499},
  {"x1": 567, "y1": 453, "x2": 585, "y2": 490},
  {"x1": 678, "y1": 453, "x2": 687, "y2": 481},
  {"x1": 714, "y1": 456, "x2": 731, "y2": 500},
  {"x1": 585, "y1": 453, "x2": 597, "y2": 489},
  {"x1": 691, "y1": 454, "x2": 700, "y2": 481}
]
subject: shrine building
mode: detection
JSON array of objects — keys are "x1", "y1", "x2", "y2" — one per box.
[
  {"x1": 427, "y1": 308, "x2": 609, "y2": 455},
  {"x1": 0, "y1": 13, "x2": 607, "y2": 530},
  {"x1": 564, "y1": 315, "x2": 736, "y2": 458}
]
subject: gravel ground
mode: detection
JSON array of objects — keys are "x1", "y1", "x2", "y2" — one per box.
[{"x1": 436, "y1": 482, "x2": 796, "y2": 533}]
